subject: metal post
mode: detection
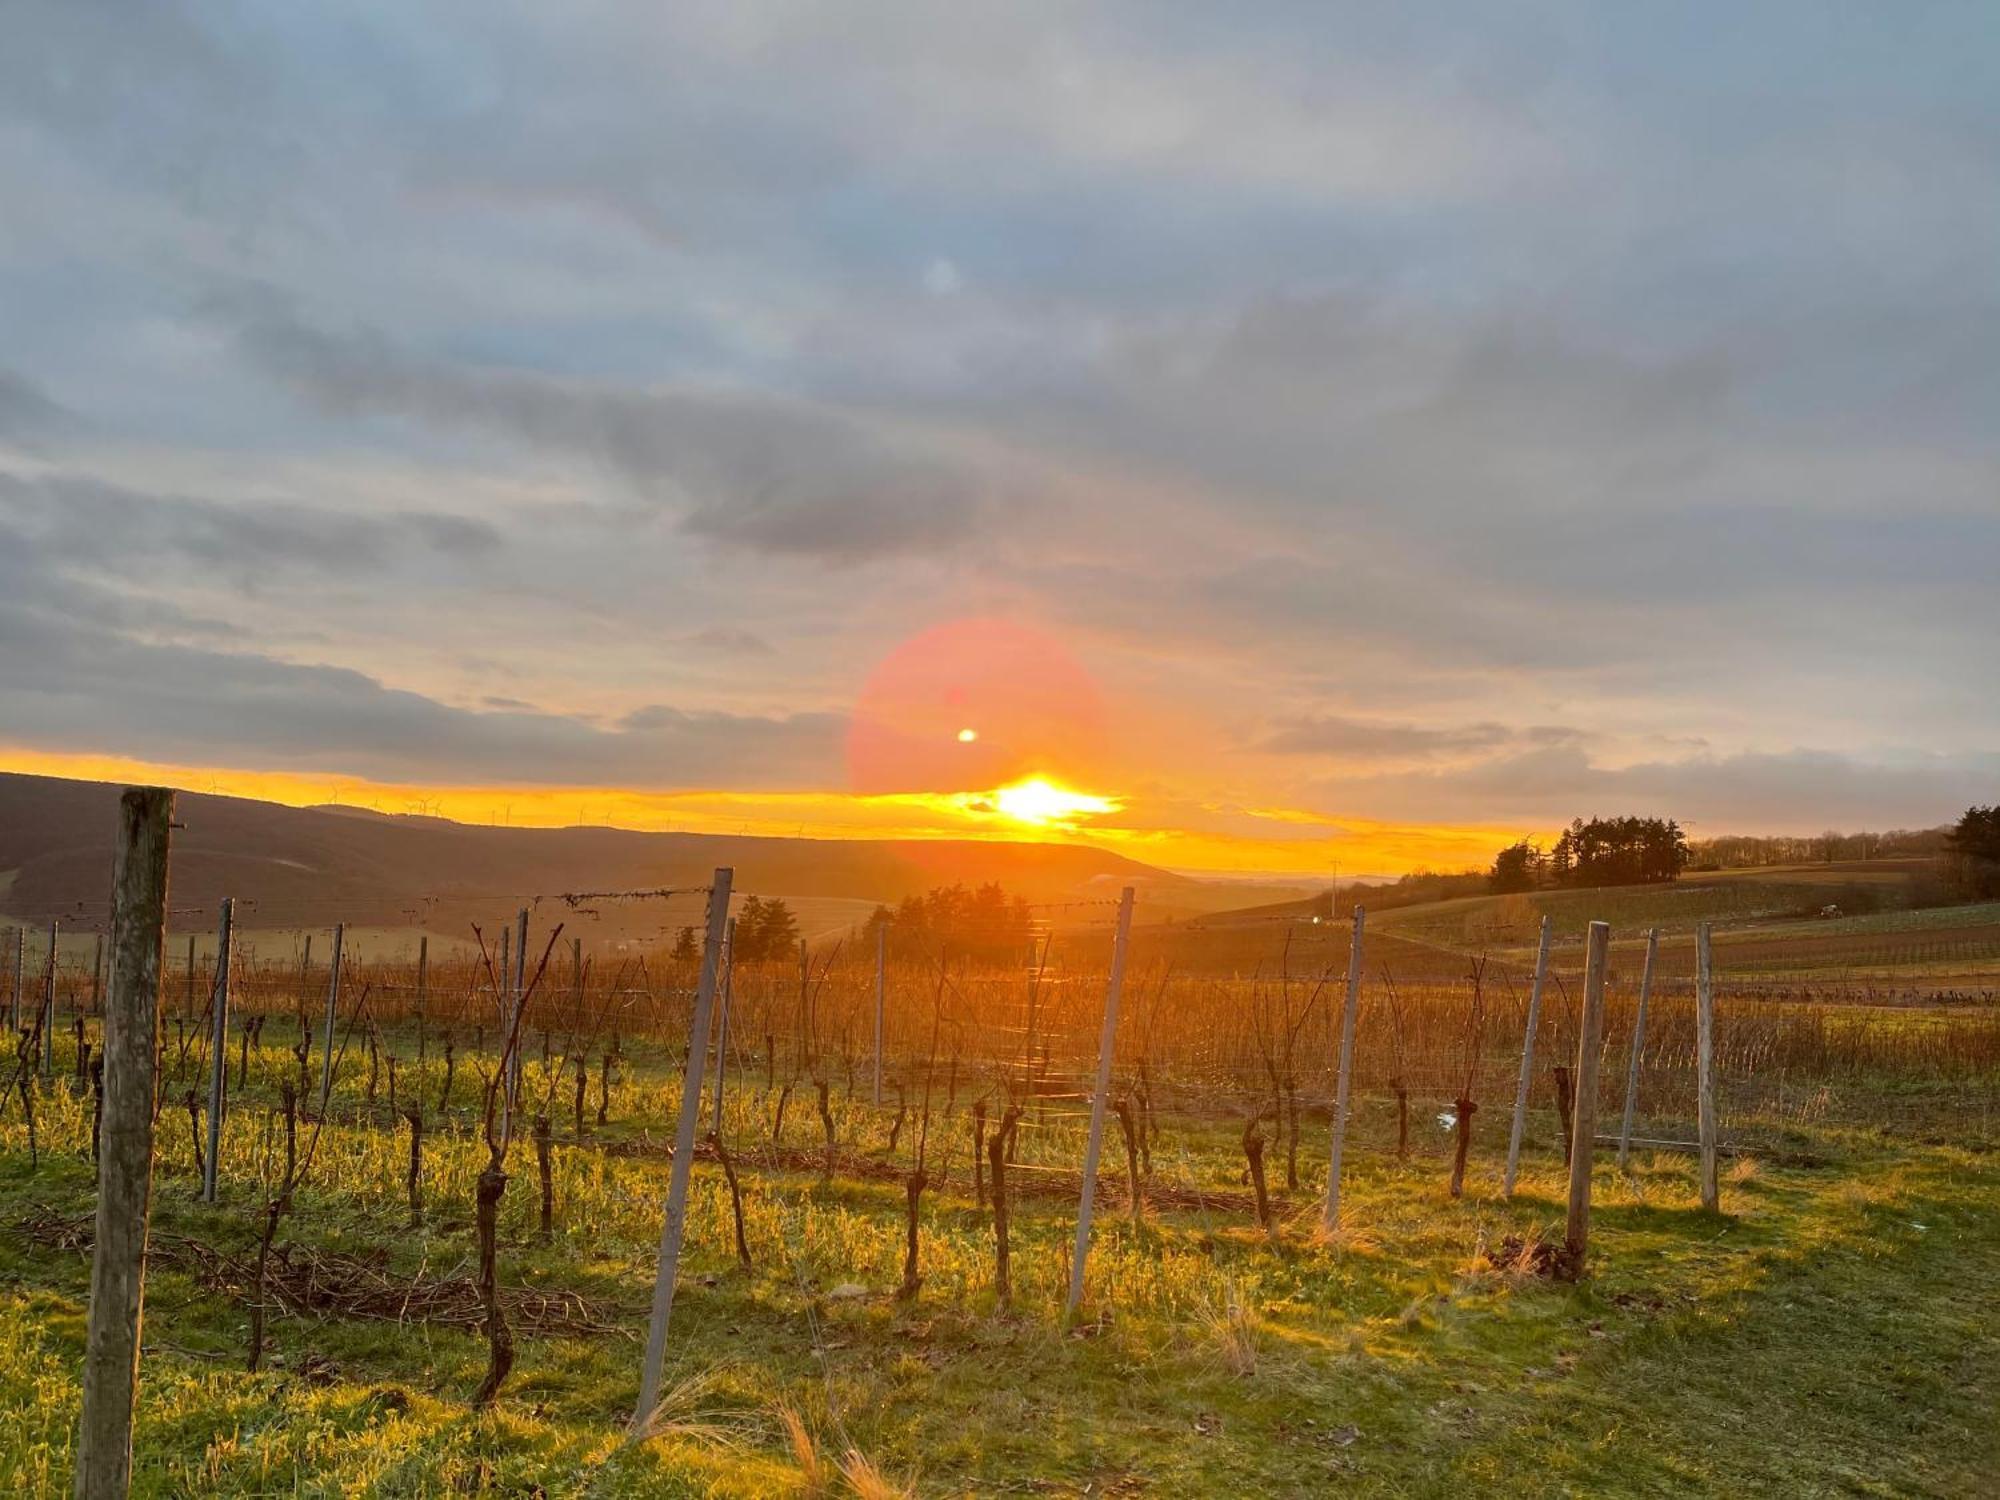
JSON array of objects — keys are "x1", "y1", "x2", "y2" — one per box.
[
  {"x1": 1617, "y1": 927, "x2": 1659, "y2": 1169},
  {"x1": 1696, "y1": 922, "x2": 1719, "y2": 1211},
  {"x1": 416, "y1": 934, "x2": 429, "y2": 1068},
  {"x1": 1323, "y1": 906, "x2": 1366, "y2": 1230},
  {"x1": 633, "y1": 867, "x2": 733, "y2": 1429},
  {"x1": 1504, "y1": 914, "x2": 1553, "y2": 1197},
  {"x1": 41, "y1": 917, "x2": 59, "y2": 1078},
  {"x1": 318, "y1": 924, "x2": 344, "y2": 1107},
  {"x1": 1563, "y1": 921, "x2": 1612, "y2": 1271},
  {"x1": 201, "y1": 898, "x2": 233, "y2": 1202},
  {"x1": 76, "y1": 787, "x2": 173, "y2": 1500},
  {"x1": 1065, "y1": 886, "x2": 1135, "y2": 1318},
  {"x1": 7, "y1": 925, "x2": 20, "y2": 1032},
  {"x1": 712, "y1": 917, "x2": 735, "y2": 1135},
  {"x1": 873, "y1": 920, "x2": 886, "y2": 1108}
]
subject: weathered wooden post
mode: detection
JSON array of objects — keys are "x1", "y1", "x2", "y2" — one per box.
[
  {"x1": 318, "y1": 923, "x2": 344, "y2": 1107},
  {"x1": 1065, "y1": 886, "x2": 1135, "y2": 1318},
  {"x1": 201, "y1": 898, "x2": 234, "y2": 1203},
  {"x1": 7, "y1": 925, "x2": 20, "y2": 1031},
  {"x1": 91, "y1": 933, "x2": 105, "y2": 1016},
  {"x1": 1696, "y1": 922, "x2": 1719, "y2": 1211},
  {"x1": 872, "y1": 919, "x2": 886, "y2": 1108},
  {"x1": 506, "y1": 908, "x2": 529, "y2": 1118},
  {"x1": 1562, "y1": 921, "x2": 1611, "y2": 1276},
  {"x1": 633, "y1": 867, "x2": 732, "y2": 1430},
  {"x1": 75, "y1": 787, "x2": 172, "y2": 1500},
  {"x1": 1616, "y1": 927, "x2": 1659, "y2": 1169},
  {"x1": 1322, "y1": 906, "x2": 1366, "y2": 1231},
  {"x1": 1503, "y1": 914, "x2": 1553, "y2": 1197}
]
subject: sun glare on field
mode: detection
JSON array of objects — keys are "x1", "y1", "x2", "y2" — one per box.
[{"x1": 991, "y1": 776, "x2": 1117, "y2": 826}]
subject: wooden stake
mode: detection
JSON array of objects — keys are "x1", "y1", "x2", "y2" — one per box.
[
  {"x1": 318, "y1": 924, "x2": 344, "y2": 1108},
  {"x1": 1065, "y1": 886, "x2": 1134, "y2": 1319},
  {"x1": 1503, "y1": 914, "x2": 1552, "y2": 1197},
  {"x1": 1562, "y1": 921, "x2": 1611, "y2": 1276},
  {"x1": 41, "y1": 917, "x2": 58, "y2": 1078},
  {"x1": 201, "y1": 899, "x2": 233, "y2": 1203},
  {"x1": 1616, "y1": 927, "x2": 1659, "y2": 1170},
  {"x1": 76, "y1": 787, "x2": 172, "y2": 1500},
  {"x1": 872, "y1": 919, "x2": 886, "y2": 1108},
  {"x1": 1322, "y1": 906, "x2": 1366, "y2": 1230},
  {"x1": 712, "y1": 917, "x2": 735, "y2": 1136},
  {"x1": 633, "y1": 867, "x2": 732, "y2": 1430},
  {"x1": 1696, "y1": 922, "x2": 1719, "y2": 1212}
]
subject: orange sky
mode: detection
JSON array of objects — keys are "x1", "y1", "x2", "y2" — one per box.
[{"x1": 0, "y1": 745, "x2": 1537, "y2": 879}]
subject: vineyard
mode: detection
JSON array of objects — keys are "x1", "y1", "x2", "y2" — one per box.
[{"x1": 5, "y1": 818, "x2": 2000, "y2": 1494}]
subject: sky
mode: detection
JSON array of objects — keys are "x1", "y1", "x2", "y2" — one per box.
[{"x1": 1, "y1": 2, "x2": 1996, "y2": 877}]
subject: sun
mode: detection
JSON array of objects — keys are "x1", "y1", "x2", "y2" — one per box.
[{"x1": 991, "y1": 777, "x2": 1118, "y2": 827}]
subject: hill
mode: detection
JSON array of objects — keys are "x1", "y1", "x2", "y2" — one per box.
[{"x1": 0, "y1": 773, "x2": 1308, "y2": 944}]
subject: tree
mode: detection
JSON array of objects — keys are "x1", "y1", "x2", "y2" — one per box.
[
  {"x1": 1545, "y1": 816, "x2": 1688, "y2": 888},
  {"x1": 670, "y1": 927, "x2": 699, "y2": 963},
  {"x1": 1489, "y1": 840, "x2": 1541, "y2": 894},
  {"x1": 1947, "y1": 806, "x2": 2000, "y2": 898},
  {"x1": 730, "y1": 897, "x2": 799, "y2": 964}
]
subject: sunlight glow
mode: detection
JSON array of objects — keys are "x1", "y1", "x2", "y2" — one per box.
[
  {"x1": 991, "y1": 776, "x2": 1117, "y2": 826},
  {"x1": 956, "y1": 727, "x2": 978, "y2": 742}
]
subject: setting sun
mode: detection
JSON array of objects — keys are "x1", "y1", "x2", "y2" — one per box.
[{"x1": 991, "y1": 776, "x2": 1118, "y2": 827}]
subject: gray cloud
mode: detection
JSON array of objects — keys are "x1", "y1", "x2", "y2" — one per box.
[
  {"x1": 0, "y1": 585, "x2": 844, "y2": 790},
  {"x1": 0, "y1": 470, "x2": 500, "y2": 585},
  {"x1": 1314, "y1": 744, "x2": 1999, "y2": 834},
  {"x1": 1261, "y1": 716, "x2": 1583, "y2": 764},
  {"x1": 221, "y1": 297, "x2": 1006, "y2": 563},
  {"x1": 0, "y1": 369, "x2": 66, "y2": 438}
]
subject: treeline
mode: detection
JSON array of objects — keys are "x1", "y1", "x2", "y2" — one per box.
[
  {"x1": 670, "y1": 894, "x2": 803, "y2": 965},
  {"x1": 863, "y1": 882, "x2": 1037, "y2": 962},
  {"x1": 1490, "y1": 816, "x2": 1689, "y2": 893},
  {"x1": 1689, "y1": 826, "x2": 1952, "y2": 869}
]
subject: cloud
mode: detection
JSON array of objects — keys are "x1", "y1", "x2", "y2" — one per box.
[
  {"x1": 220, "y1": 297, "x2": 1009, "y2": 562},
  {"x1": 0, "y1": 588, "x2": 845, "y2": 790},
  {"x1": 0, "y1": 470, "x2": 500, "y2": 584},
  {"x1": 685, "y1": 627, "x2": 775, "y2": 656},
  {"x1": 0, "y1": 369, "x2": 66, "y2": 438},
  {"x1": 1313, "y1": 744, "x2": 2000, "y2": 834},
  {"x1": 1259, "y1": 715, "x2": 1585, "y2": 765}
]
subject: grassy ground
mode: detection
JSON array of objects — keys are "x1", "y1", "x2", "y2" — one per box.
[{"x1": 2, "y1": 1025, "x2": 1997, "y2": 1496}]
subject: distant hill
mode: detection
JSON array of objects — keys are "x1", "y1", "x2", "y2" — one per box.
[{"x1": 0, "y1": 773, "x2": 1309, "y2": 940}]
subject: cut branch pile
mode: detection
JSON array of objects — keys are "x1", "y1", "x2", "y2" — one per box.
[{"x1": 18, "y1": 1210, "x2": 632, "y2": 1337}]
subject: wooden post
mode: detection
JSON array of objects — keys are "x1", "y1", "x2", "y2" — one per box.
[
  {"x1": 508, "y1": 908, "x2": 528, "y2": 1113},
  {"x1": 632, "y1": 866, "x2": 732, "y2": 1430},
  {"x1": 91, "y1": 933, "x2": 105, "y2": 1016},
  {"x1": 185, "y1": 933, "x2": 196, "y2": 1022},
  {"x1": 1322, "y1": 906, "x2": 1366, "y2": 1230},
  {"x1": 1065, "y1": 886, "x2": 1134, "y2": 1318},
  {"x1": 318, "y1": 924, "x2": 344, "y2": 1107},
  {"x1": 1562, "y1": 921, "x2": 1611, "y2": 1274},
  {"x1": 41, "y1": 917, "x2": 59, "y2": 1078},
  {"x1": 872, "y1": 920, "x2": 886, "y2": 1108},
  {"x1": 75, "y1": 787, "x2": 172, "y2": 1500},
  {"x1": 1503, "y1": 914, "x2": 1553, "y2": 1197},
  {"x1": 1616, "y1": 927, "x2": 1659, "y2": 1170},
  {"x1": 1696, "y1": 922, "x2": 1719, "y2": 1212},
  {"x1": 570, "y1": 936, "x2": 582, "y2": 1035},
  {"x1": 200, "y1": 899, "x2": 233, "y2": 1203}
]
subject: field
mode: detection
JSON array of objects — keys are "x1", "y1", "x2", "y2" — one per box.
[{"x1": 5, "y1": 892, "x2": 2000, "y2": 1498}]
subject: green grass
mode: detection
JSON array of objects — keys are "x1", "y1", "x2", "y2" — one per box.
[{"x1": 2, "y1": 1024, "x2": 1997, "y2": 1496}]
